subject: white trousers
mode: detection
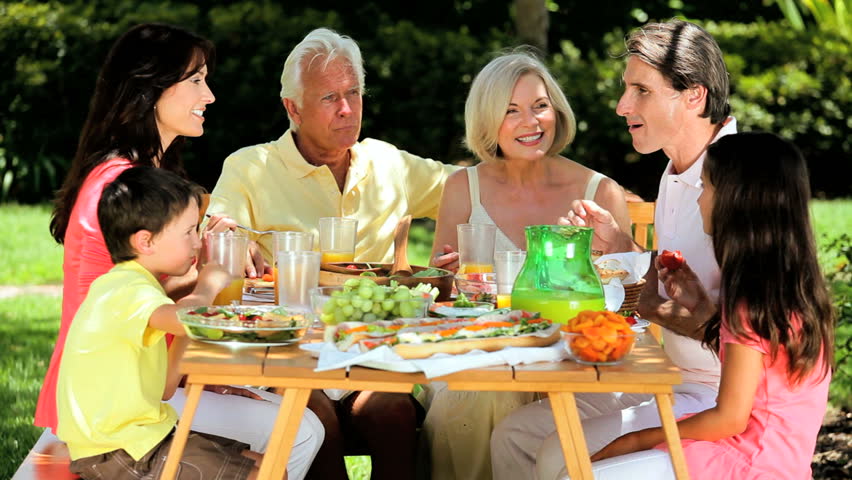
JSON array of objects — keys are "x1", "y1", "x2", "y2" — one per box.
[
  {"x1": 491, "y1": 383, "x2": 717, "y2": 480},
  {"x1": 167, "y1": 386, "x2": 324, "y2": 480}
]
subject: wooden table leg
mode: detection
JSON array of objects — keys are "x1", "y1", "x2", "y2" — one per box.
[
  {"x1": 256, "y1": 388, "x2": 311, "y2": 480},
  {"x1": 161, "y1": 382, "x2": 205, "y2": 480},
  {"x1": 549, "y1": 392, "x2": 594, "y2": 480},
  {"x1": 655, "y1": 393, "x2": 690, "y2": 480}
]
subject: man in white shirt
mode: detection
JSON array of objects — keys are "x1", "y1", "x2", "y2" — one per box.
[{"x1": 490, "y1": 19, "x2": 737, "y2": 480}]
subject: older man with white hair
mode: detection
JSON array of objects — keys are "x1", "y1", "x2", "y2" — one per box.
[
  {"x1": 208, "y1": 28, "x2": 455, "y2": 265},
  {"x1": 206, "y1": 28, "x2": 456, "y2": 480}
]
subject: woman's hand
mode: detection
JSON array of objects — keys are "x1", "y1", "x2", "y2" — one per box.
[
  {"x1": 559, "y1": 200, "x2": 636, "y2": 253},
  {"x1": 204, "y1": 384, "x2": 264, "y2": 401},
  {"x1": 590, "y1": 431, "x2": 644, "y2": 462},
  {"x1": 431, "y1": 244, "x2": 460, "y2": 272},
  {"x1": 657, "y1": 258, "x2": 711, "y2": 314}
]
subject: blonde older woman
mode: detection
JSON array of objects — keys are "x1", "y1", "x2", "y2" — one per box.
[{"x1": 423, "y1": 52, "x2": 632, "y2": 480}]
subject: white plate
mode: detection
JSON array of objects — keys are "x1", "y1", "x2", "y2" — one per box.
[{"x1": 630, "y1": 318, "x2": 651, "y2": 332}]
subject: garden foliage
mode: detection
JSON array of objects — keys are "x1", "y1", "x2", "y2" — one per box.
[{"x1": 2, "y1": 1, "x2": 850, "y2": 202}]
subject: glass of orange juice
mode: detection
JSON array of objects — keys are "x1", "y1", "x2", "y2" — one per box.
[
  {"x1": 204, "y1": 231, "x2": 249, "y2": 306},
  {"x1": 273, "y1": 232, "x2": 314, "y2": 304},
  {"x1": 495, "y1": 250, "x2": 526, "y2": 309},
  {"x1": 319, "y1": 217, "x2": 358, "y2": 264},
  {"x1": 457, "y1": 223, "x2": 496, "y2": 274}
]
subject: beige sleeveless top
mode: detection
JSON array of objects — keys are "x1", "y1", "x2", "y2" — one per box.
[{"x1": 466, "y1": 165, "x2": 605, "y2": 251}]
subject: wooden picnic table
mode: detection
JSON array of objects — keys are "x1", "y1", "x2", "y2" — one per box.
[{"x1": 160, "y1": 329, "x2": 690, "y2": 480}]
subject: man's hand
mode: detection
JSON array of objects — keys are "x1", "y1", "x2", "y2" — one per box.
[
  {"x1": 431, "y1": 244, "x2": 460, "y2": 272},
  {"x1": 559, "y1": 200, "x2": 637, "y2": 253},
  {"x1": 202, "y1": 214, "x2": 267, "y2": 278},
  {"x1": 657, "y1": 257, "x2": 711, "y2": 315},
  {"x1": 245, "y1": 241, "x2": 269, "y2": 278}
]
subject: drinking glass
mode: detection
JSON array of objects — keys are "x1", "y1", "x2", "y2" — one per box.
[
  {"x1": 204, "y1": 231, "x2": 249, "y2": 305},
  {"x1": 276, "y1": 251, "x2": 321, "y2": 309},
  {"x1": 494, "y1": 250, "x2": 527, "y2": 308},
  {"x1": 457, "y1": 223, "x2": 497, "y2": 274},
  {"x1": 319, "y1": 217, "x2": 358, "y2": 264},
  {"x1": 272, "y1": 232, "x2": 314, "y2": 304}
]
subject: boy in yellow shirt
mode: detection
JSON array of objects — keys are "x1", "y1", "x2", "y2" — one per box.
[{"x1": 57, "y1": 167, "x2": 261, "y2": 479}]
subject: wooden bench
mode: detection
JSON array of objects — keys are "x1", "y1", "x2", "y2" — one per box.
[{"x1": 11, "y1": 430, "x2": 79, "y2": 480}]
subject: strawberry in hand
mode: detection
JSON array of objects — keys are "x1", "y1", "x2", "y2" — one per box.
[{"x1": 659, "y1": 250, "x2": 684, "y2": 271}]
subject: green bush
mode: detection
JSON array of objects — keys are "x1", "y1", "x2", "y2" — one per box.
[
  {"x1": 2, "y1": 2, "x2": 850, "y2": 201},
  {"x1": 548, "y1": 19, "x2": 852, "y2": 199},
  {"x1": 823, "y1": 234, "x2": 852, "y2": 408}
]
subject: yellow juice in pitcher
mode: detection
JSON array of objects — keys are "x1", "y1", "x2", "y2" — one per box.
[
  {"x1": 213, "y1": 278, "x2": 245, "y2": 306},
  {"x1": 321, "y1": 251, "x2": 355, "y2": 264},
  {"x1": 459, "y1": 263, "x2": 494, "y2": 274},
  {"x1": 510, "y1": 290, "x2": 605, "y2": 324}
]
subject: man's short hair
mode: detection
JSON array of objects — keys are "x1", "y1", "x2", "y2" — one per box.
[
  {"x1": 625, "y1": 19, "x2": 731, "y2": 124},
  {"x1": 98, "y1": 166, "x2": 205, "y2": 264},
  {"x1": 280, "y1": 28, "x2": 365, "y2": 131},
  {"x1": 465, "y1": 51, "x2": 576, "y2": 163}
]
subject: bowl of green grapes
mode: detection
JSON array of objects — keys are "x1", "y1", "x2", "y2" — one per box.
[{"x1": 311, "y1": 277, "x2": 434, "y2": 326}]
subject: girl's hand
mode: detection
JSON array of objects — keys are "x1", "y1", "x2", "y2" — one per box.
[
  {"x1": 657, "y1": 258, "x2": 711, "y2": 314},
  {"x1": 559, "y1": 200, "x2": 635, "y2": 253},
  {"x1": 432, "y1": 244, "x2": 459, "y2": 272},
  {"x1": 590, "y1": 431, "x2": 643, "y2": 462}
]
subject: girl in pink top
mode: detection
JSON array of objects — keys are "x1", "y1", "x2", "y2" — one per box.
[
  {"x1": 35, "y1": 23, "x2": 217, "y2": 432},
  {"x1": 591, "y1": 132, "x2": 834, "y2": 479}
]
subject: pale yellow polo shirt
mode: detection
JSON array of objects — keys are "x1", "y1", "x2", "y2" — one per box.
[
  {"x1": 207, "y1": 129, "x2": 458, "y2": 263},
  {"x1": 57, "y1": 261, "x2": 177, "y2": 460}
]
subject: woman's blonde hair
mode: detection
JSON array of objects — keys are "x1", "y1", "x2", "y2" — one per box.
[{"x1": 464, "y1": 51, "x2": 575, "y2": 163}]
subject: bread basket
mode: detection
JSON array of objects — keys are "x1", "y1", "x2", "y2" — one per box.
[{"x1": 618, "y1": 278, "x2": 646, "y2": 314}]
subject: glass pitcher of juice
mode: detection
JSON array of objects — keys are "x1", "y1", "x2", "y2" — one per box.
[{"x1": 510, "y1": 225, "x2": 605, "y2": 324}]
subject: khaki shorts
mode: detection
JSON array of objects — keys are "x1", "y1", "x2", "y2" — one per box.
[{"x1": 69, "y1": 430, "x2": 255, "y2": 479}]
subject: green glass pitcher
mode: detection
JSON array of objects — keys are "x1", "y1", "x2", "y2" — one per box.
[{"x1": 511, "y1": 225, "x2": 605, "y2": 324}]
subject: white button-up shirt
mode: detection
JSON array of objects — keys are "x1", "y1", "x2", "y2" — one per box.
[{"x1": 656, "y1": 117, "x2": 737, "y2": 390}]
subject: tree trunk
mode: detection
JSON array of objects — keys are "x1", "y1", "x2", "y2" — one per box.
[{"x1": 514, "y1": 0, "x2": 549, "y2": 53}]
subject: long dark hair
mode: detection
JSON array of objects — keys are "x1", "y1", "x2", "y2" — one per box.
[
  {"x1": 701, "y1": 132, "x2": 834, "y2": 385},
  {"x1": 50, "y1": 23, "x2": 215, "y2": 243}
]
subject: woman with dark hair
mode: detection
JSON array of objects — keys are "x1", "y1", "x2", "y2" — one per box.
[
  {"x1": 36, "y1": 23, "x2": 322, "y2": 479},
  {"x1": 587, "y1": 132, "x2": 834, "y2": 479}
]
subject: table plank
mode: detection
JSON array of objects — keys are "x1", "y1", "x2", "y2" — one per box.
[
  {"x1": 161, "y1": 383, "x2": 204, "y2": 480},
  {"x1": 264, "y1": 343, "x2": 346, "y2": 380},
  {"x1": 347, "y1": 366, "x2": 429, "y2": 384},
  {"x1": 256, "y1": 388, "x2": 311, "y2": 480},
  {"x1": 656, "y1": 393, "x2": 691, "y2": 480},
  {"x1": 513, "y1": 359, "x2": 598, "y2": 383},
  {"x1": 550, "y1": 392, "x2": 594, "y2": 480},
  {"x1": 180, "y1": 341, "x2": 265, "y2": 376},
  {"x1": 596, "y1": 334, "x2": 681, "y2": 385}
]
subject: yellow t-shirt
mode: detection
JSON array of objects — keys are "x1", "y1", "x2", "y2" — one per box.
[
  {"x1": 207, "y1": 130, "x2": 459, "y2": 263},
  {"x1": 56, "y1": 260, "x2": 177, "y2": 461}
]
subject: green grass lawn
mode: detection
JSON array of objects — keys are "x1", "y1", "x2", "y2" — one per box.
[
  {"x1": 0, "y1": 295, "x2": 62, "y2": 479},
  {"x1": 0, "y1": 204, "x2": 64, "y2": 285},
  {"x1": 0, "y1": 200, "x2": 849, "y2": 477}
]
